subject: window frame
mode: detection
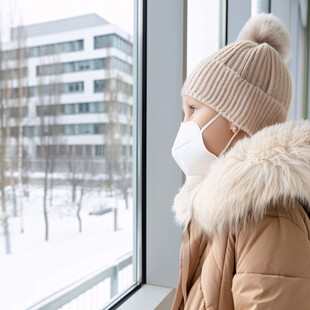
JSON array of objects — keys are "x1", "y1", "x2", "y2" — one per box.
[
  {"x1": 102, "y1": 0, "x2": 146, "y2": 308},
  {"x1": 108, "y1": 0, "x2": 187, "y2": 308}
]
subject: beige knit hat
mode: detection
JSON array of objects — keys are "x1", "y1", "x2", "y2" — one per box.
[{"x1": 181, "y1": 13, "x2": 293, "y2": 136}]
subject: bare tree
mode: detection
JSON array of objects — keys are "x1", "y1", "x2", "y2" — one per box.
[
  {"x1": 37, "y1": 46, "x2": 62, "y2": 241},
  {"x1": 118, "y1": 41, "x2": 133, "y2": 210},
  {"x1": 11, "y1": 24, "x2": 28, "y2": 234},
  {"x1": 102, "y1": 43, "x2": 132, "y2": 231},
  {"x1": 3, "y1": 48, "x2": 16, "y2": 220},
  {"x1": 16, "y1": 31, "x2": 28, "y2": 234},
  {"x1": 0, "y1": 0, "x2": 30, "y2": 254},
  {"x1": 0, "y1": 30, "x2": 12, "y2": 255},
  {"x1": 67, "y1": 155, "x2": 94, "y2": 233}
]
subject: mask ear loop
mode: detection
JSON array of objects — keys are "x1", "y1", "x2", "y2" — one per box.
[
  {"x1": 218, "y1": 130, "x2": 239, "y2": 157},
  {"x1": 201, "y1": 114, "x2": 221, "y2": 133}
]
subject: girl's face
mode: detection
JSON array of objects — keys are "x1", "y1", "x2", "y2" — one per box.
[{"x1": 182, "y1": 95, "x2": 248, "y2": 156}]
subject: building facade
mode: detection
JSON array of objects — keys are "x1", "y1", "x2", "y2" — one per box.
[{"x1": 0, "y1": 13, "x2": 133, "y2": 186}]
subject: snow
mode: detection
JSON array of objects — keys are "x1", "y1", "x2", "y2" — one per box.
[{"x1": 0, "y1": 186, "x2": 134, "y2": 310}]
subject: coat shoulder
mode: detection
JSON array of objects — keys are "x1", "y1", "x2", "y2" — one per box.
[
  {"x1": 235, "y1": 198, "x2": 310, "y2": 278},
  {"x1": 263, "y1": 198, "x2": 310, "y2": 238}
]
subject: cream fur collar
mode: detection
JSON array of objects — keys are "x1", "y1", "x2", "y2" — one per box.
[{"x1": 171, "y1": 119, "x2": 310, "y2": 237}]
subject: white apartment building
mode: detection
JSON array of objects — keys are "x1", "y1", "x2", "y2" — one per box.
[{"x1": 1, "y1": 13, "x2": 133, "y2": 182}]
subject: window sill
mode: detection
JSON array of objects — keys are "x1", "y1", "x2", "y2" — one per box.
[{"x1": 117, "y1": 284, "x2": 176, "y2": 310}]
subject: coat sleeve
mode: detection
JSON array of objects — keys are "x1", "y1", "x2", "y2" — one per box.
[{"x1": 231, "y1": 214, "x2": 310, "y2": 310}]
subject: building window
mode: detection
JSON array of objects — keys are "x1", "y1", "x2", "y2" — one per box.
[
  {"x1": 63, "y1": 82, "x2": 84, "y2": 94},
  {"x1": 62, "y1": 104, "x2": 75, "y2": 114},
  {"x1": 25, "y1": 39, "x2": 84, "y2": 58},
  {"x1": 0, "y1": 67, "x2": 28, "y2": 79},
  {"x1": 64, "y1": 124, "x2": 76, "y2": 135},
  {"x1": 95, "y1": 145, "x2": 104, "y2": 157},
  {"x1": 94, "y1": 33, "x2": 133, "y2": 55},
  {"x1": 78, "y1": 102, "x2": 90, "y2": 113},
  {"x1": 5, "y1": 106, "x2": 28, "y2": 118},
  {"x1": 35, "y1": 102, "x2": 112, "y2": 116},
  {"x1": 75, "y1": 145, "x2": 84, "y2": 156},
  {"x1": 77, "y1": 123, "x2": 101, "y2": 135},
  {"x1": 85, "y1": 145, "x2": 93, "y2": 156},
  {"x1": 9, "y1": 82, "x2": 84, "y2": 98},
  {"x1": 94, "y1": 79, "x2": 132, "y2": 94},
  {"x1": 36, "y1": 57, "x2": 131, "y2": 76},
  {"x1": 94, "y1": 80, "x2": 106, "y2": 93}
]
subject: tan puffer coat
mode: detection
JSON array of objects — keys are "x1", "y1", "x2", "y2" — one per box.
[{"x1": 171, "y1": 119, "x2": 310, "y2": 310}]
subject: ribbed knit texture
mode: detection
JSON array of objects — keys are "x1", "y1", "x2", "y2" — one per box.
[{"x1": 181, "y1": 40, "x2": 293, "y2": 136}]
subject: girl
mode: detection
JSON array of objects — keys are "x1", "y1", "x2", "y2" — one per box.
[{"x1": 171, "y1": 13, "x2": 310, "y2": 310}]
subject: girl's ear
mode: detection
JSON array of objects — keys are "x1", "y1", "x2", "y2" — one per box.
[{"x1": 229, "y1": 121, "x2": 240, "y2": 134}]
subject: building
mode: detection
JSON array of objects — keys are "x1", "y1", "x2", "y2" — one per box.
[{"x1": 0, "y1": 13, "x2": 133, "y2": 186}]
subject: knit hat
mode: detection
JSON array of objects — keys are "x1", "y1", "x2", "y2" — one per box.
[{"x1": 181, "y1": 13, "x2": 293, "y2": 136}]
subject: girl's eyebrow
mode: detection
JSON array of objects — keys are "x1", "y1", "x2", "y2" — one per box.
[{"x1": 182, "y1": 97, "x2": 201, "y2": 112}]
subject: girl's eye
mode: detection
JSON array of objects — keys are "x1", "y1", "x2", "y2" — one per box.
[{"x1": 190, "y1": 106, "x2": 197, "y2": 113}]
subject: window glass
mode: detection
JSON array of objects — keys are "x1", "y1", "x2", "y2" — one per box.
[
  {"x1": 0, "y1": 0, "x2": 136, "y2": 309},
  {"x1": 94, "y1": 79, "x2": 105, "y2": 92},
  {"x1": 36, "y1": 57, "x2": 131, "y2": 76},
  {"x1": 64, "y1": 124, "x2": 76, "y2": 135},
  {"x1": 95, "y1": 144, "x2": 104, "y2": 156},
  {"x1": 94, "y1": 33, "x2": 133, "y2": 55},
  {"x1": 78, "y1": 102, "x2": 89, "y2": 113},
  {"x1": 62, "y1": 103, "x2": 75, "y2": 114},
  {"x1": 63, "y1": 62, "x2": 75, "y2": 73},
  {"x1": 187, "y1": 0, "x2": 224, "y2": 75},
  {"x1": 90, "y1": 102, "x2": 99, "y2": 113},
  {"x1": 85, "y1": 145, "x2": 93, "y2": 156}
]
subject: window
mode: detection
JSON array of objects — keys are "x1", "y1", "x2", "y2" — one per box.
[
  {"x1": 62, "y1": 103, "x2": 75, "y2": 114},
  {"x1": 40, "y1": 144, "x2": 110, "y2": 158},
  {"x1": 76, "y1": 123, "x2": 102, "y2": 135},
  {"x1": 89, "y1": 102, "x2": 99, "y2": 112},
  {"x1": 94, "y1": 33, "x2": 133, "y2": 55},
  {"x1": 6, "y1": 106, "x2": 28, "y2": 118},
  {"x1": 78, "y1": 60, "x2": 90, "y2": 71},
  {"x1": 95, "y1": 144, "x2": 105, "y2": 157},
  {"x1": 59, "y1": 145, "x2": 67, "y2": 156},
  {"x1": 63, "y1": 62, "x2": 75, "y2": 73},
  {"x1": 94, "y1": 79, "x2": 106, "y2": 92},
  {"x1": 85, "y1": 145, "x2": 93, "y2": 156},
  {"x1": 78, "y1": 123, "x2": 91, "y2": 134},
  {"x1": 63, "y1": 81, "x2": 84, "y2": 94},
  {"x1": 94, "y1": 79, "x2": 133, "y2": 94},
  {"x1": 24, "y1": 39, "x2": 84, "y2": 58},
  {"x1": 0, "y1": 67, "x2": 28, "y2": 79},
  {"x1": 78, "y1": 102, "x2": 90, "y2": 113},
  {"x1": 75, "y1": 145, "x2": 84, "y2": 156},
  {"x1": 9, "y1": 82, "x2": 84, "y2": 99},
  {"x1": 36, "y1": 57, "x2": 131, "y2": 76},
  {"x1": 64, "y1": 124, "x2": 76, "y2": 135},
  {"x1": 35, "y1": 102, "x2": 114, "y2": 116},
  {"x1": 93, "y1": 58, "x2": 105, "y2": 70},
  {"x1": 0, "y1": 1, "x2": 138, "y2": 309},
  {"x1": 23, "y1": 126, "x2": 34, "y2": 137}
]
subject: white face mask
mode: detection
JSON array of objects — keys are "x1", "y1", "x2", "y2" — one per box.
[{"x1": 171, "y1": 113, "x2": 239, "y2": 177}]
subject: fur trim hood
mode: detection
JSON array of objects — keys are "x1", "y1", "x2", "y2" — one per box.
[{"x1": 171, "y1": 119, "x2": 310, "y2": 237}]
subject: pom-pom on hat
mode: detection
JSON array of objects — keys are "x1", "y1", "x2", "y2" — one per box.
[{"x1": 181, "y1": 13, "x2": 293, "y2": 136}]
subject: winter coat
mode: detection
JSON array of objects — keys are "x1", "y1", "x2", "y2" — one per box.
[{"x1": 170, "y1": 119, "x2": 310, "y2": 310}]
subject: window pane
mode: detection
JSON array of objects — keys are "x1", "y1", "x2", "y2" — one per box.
[{"x1": 0, "y1": 2, "x2": 136, "y2": 309}]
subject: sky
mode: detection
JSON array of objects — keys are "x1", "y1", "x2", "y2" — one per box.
[{"x1": 0, "y1": 0, "x2": 134, "y2": 40}]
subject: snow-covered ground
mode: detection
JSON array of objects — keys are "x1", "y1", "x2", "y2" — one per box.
[{"x1": 0, "y1": 186, "x2": 133, "y2": 310}]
